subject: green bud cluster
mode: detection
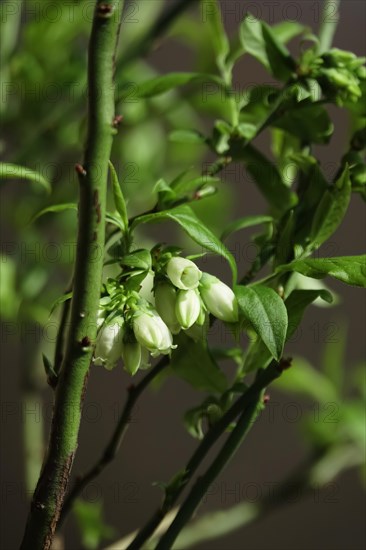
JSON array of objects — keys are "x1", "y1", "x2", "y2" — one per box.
[{"x1": 308, "y1": 48, "x2": 366, "y2": 104}]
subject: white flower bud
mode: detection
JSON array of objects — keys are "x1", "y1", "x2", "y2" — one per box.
[
  {"x1": 155, "y1": 283, "x2": 181, "y2": 334},
  {"x1": 175, "y1": 289, "x2": 201, "y2": 329},
  {"x1": 132, "y1": 309, "x2": 175, "y2": 356},
  {"x1": 166, "y1": 257, "x2": 202, "y2": 290},
  {"x1": 122, "y1": 341, "x2": 142, "y2": 376},
  {"x1": 199, "y1": 273, "x2": 238, "y2": 323},
  {"x1": 94, "y1": 317, "x2": 124, "y2": 370}
]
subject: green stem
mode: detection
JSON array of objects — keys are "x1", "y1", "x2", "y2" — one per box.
[
  {"x1": 58, "y1": 355, "x2": 169, "y2": 526},
  {"x1": 126, "y1": 361, "x2": 285, "y2": 550},
  {"x1": 155, "y1": 366, "x2": 285, "y2": 549},
  {"x1": 317, "y1": 0, "x2": 340, "y2": 54},
  {"x1": 20, "y1": 2, "x2": 125, "y2": 548},
  {"x1": 155, "y1": 450, "x2": 327, "y2": 549}
]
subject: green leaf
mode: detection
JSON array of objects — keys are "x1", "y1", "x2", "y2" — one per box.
[
  {"x1": 290, "y1": 153, "x2": 328, "y2": 209},
  {"x1": 239, "y1": 85, "x2": 279, "y2": 131},
  {"x1": 243, "y1": 289, "x2": 332, "y2": 372},
  {"x1": 274, "y1": 210, "x2": 295, "y2": 266},
  {"x1": 285, "y1": 289, "x2": 333, "y2": 340},
  {"x1": 236, "y1": 285, "x2": 288, "y2": 360},
  {"x1": 240, "y1": 16, "x2": 269, "y2": 68},
  {"x1": 169, "y1": 129, "x2": 207, "y2": 144},
  {"x1": 108, "y1": 161, "x2": 128, "y2": 230},
  {"x1": 105, "y1": 212, "x2": 127, "y2": 231},
  {"x1": 172, "y1": 175, "x2": 220, "y2": 197},
  {"x1": 135, "y1": 72, "x2": 224, "y2": 98},
  {"x1": 121, "y1": 249, "x2": 151, "y2": 271},
  {"x1": 309, "y1": 165, "x2": 352, "y2": 250},
  {"x1": 49, "y1": 291, "x2": 73, "y2": 317},
  {"x1": 274, "y1": 356, "x2": 338, "y2": 402},
  {"x1": 0, "y1": 162, "x2": 51, "y2": 193},
  {"x1": 272, "y1": 21, "x2": 306, "y2": 44},
  {"x1": 170, "y1": 333, "x2": 228, "y2": 393},
  {"x1": 274, "y1": 103, "x2": 333, "y2": 143},
  {"x1": 29, "y1": 202, "x2": 125, "y2": 232},
  {"x1": 184, "y1": 396, "x2": 221, "y2": 439},
  {"x1": 280, "y1": 256, "x2": 366, "y2": 287},
  {"x1": 261, "y1": 22, "x2": 296, "y2": 81},
  {"x1": 132, "y1": 205, "x2": 237, "y2": 283},
  {"x1": 29, "y1": 203, "x2": 77, "y2": 224},
  {"x1": 42, "y1": 354, "x2": 57, "y2": 385},
  {"x1": 202, "y1": 0, "x2": 229, "y2": 68},
  {"x1": 221, "y1": 215, "x2": 273, "y2": 241},
  {"x1": 233, "y1": 145, "x2": 297, "y2": 212},
  {"x1": 73, "y1": 500, "x2": 116, "y2": 550},
  {"x1": 240, "y1": 16, "x2": 295, "y2": 81}
]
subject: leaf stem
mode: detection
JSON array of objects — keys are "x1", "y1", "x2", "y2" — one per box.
[{"x1": 20, "y1": 2, "x2": 125, "y2": 548}]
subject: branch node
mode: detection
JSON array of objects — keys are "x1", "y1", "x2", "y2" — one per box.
[
  {"x1": 75, "y1": 163, "x2": 87, "y2": 177},
  {"x1": 113, "y1": 114, "x2": 123, "y2": 128},
  {"x1": 277, "y1": 357, "x2": 293, "y2": 373},
  {"x1": 97, "y1": 3, "x2": 114, "y2": 18}
]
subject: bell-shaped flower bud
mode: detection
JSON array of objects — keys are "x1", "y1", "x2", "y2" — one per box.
[
  {"x1": 122, "y1": 341, "x2": 142, "y2": 376},
  {"x1": 155, "y1": 283, "x2": 180, "y2": 334},
  {"x1": 94, "y1": 316, "x2": 124, "y2": 370},
  {"x1": 199, "y1": 273, "x2": 238, "y2": 323},
  {"x1": 166, "y1": 257, "x2": 202, "y2": 290},
  {"x1": 175, "y1": 289, "x2": 201, "y2": 329},
  {"x1": 132, "y1": 309, "x2": 175, "y2": 356}
]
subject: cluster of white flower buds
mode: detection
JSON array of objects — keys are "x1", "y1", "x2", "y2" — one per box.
[{"x1": 94, "y1": 256, "x2": 238, "y2": 375}]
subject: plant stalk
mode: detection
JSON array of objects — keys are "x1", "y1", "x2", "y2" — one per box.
[
  {"x1": 155, "y1": 391, "x2": 264, "y2": 549},
  {"x1": 20, "y1": 1, "x2": 125, "y2": 548}
]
